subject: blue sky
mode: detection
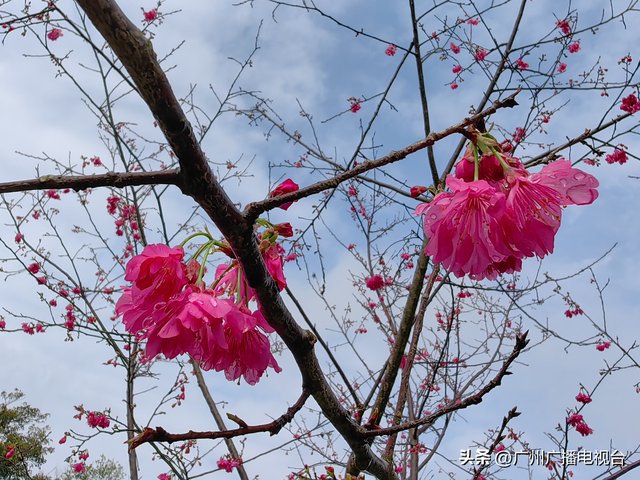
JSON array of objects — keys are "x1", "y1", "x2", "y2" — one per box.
[{"x1": 1, "y1": 1, "x2": 640, "y2": 479}]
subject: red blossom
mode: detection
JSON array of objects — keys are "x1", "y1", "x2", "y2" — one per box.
[
  {"x1": 452, "y1": 65, "x2": 462, "y2": 74},
  {"x1": 556, "y1": 19, "x2": 571, "y2": 35},
  {"x1": 73, "y1": 463, "x2": 86, "y2": 474},
  {"x1": 143, "y1": 8, "x2": 158, "y2": 22},
  {"x1": 269, "y1": 179, "x2": 300, "y2": 210},
  {"x1": 605, "y1": 148, "x2": 628, "y2": 165},
  {"x1": 596, "y1": 342, "x2": 611, "y2": 351},
  {"x1": 475, "y1": 49, "x2": 488, "y2": 61},
  {"x1": 22, "y1": 323, "x2": 35, "y2": 335},
  {"x1": 515, "y1": 59, "x2": 529, "y2": 71},
  {"x1": 467, "y1": 18, "x2": 479, "y2": 25},
  {"x1": 385, "y1": 44, "x2": 397, "y2": 56},
  {"x1": 450, "y1": 43, "x2": 460, "y2": 54},
  {"x1": 0, "y1": 320, "x2": 5, "y2": 330},
  {"x1": 365, "y1": 275, "x2": 385, "y2": 291},
  {"x1": 575, "y1": 393, "x2": 592, "y2": 403},
  {"x1": 410, "y1": 185, "x2": 428, "y2": 198},
  {"x1": 217, "y1": 456, "x2": 243, "y2": 473},
  {"x1": 275, "y1": 222, "x2": 293, "y2": 237},
  {"x1": 621, "y1": 93, "x2": 640, "y2": 114},
  {"x1": 47, "y1": 28, "x2": 63, "y2": 41},
  {"x1": 15, "y1": 233, "x2": 23, "y2": 243},
  {"x1": 27, "y1": 263, "x2": 40, "y2": 274},
  {"x1": 451, "y1": 83, "x2": 458, "y2": 90},
  {"x1": 557, "y1": 63, "x2": 567, "y2": 73},
  {"x1": 568, "y1": 42, "x2": 581, "y2": 53},
  {"x1": 576, "y1": 422, "x2": 594, "y2": 436}
]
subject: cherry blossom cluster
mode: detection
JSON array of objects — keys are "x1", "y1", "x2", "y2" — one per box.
[
  {"x1": 567, "y1": 414, "x2": 593, "y2": 436},
  {"x1": 217, "y1": 456, "x2": 243, "y2": 472},
  {"x1": 416, "y1": 129, "x2": 599, "y2": 280},
  {"x1": 116, "y1": 217, "x2": 293, "y2": 384},
  {"x1": 86, "y1": 411, "x2": 110, "y2": 429}
]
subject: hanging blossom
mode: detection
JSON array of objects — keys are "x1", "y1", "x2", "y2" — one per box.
[
  {"x1": 116, "y1": 222, "x2": 289, "y2": 385},
  {"x1": 385, "y1": 44, "x2": 397, "y2": 56},
  {"x1": 416, "y1": 129, "x2": 598, "y2": 281}
]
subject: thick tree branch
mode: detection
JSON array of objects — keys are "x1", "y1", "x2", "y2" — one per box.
[
  {"x1": 125, "y1": 388, "x2": 311, "y2": 450},
  {"x1": 0, "y1": 169, "x2": 179, "y2": 194},
  {"x1": 243, "y1": 88, "x2": 521, "y2": 221}
]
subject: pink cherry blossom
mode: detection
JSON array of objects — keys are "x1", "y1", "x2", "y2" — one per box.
[
  {"x1": 410, "y1": 185, "x2": 427, "y2": 198},
  {"x1": 365, "y1": 275, "x2": 385, "y2": 291},
  {"x1": 417, "y1": 157, "x2": 598, "y2": 280},
  {"x1": 576, "y1": 422, "x2": 593, "y2": 436},
  {"x1": 27, "y1": 263, "x2": 40, "y2": 274},
  {"x1": 22, "y1": 323, "x2": 35, "y2": 335},
  {"x1": 158, "y1": 475, "x2": 170, "y2": 480},
  {"x1": 15, "y1": 233, "x2": 23, "y2": 243},
  {"x1": 515, "y1": 59, "x2": 529, "y2": 71},
  {"x1": 450, "y1": 43, "x2": 460, "y2": 54},
  {"x1": 385, "y1": 44, "x2": 397, "y2": 56},
  {"x1": 567, "y1": 414, "x2": 583, "y2": 427},
  {"x1": 275, "y1": 222, "x2": 293, "y2": 237},
  {"x1": 87, "y1": 411, "x2": 110, "y2": 429},
  {"x1": 451, "y1": 83, "x2": 458, "y2": 90},
  {"x1": 452, "y1": 65, "x2": 462, "y2": 74},
  {"x1": 73, "y1": 463, "x2": 86, "y2": 473},
  {"x1": 475, "y1": 49, "x2": 488, "y2": 62},
  {"x1": 263, "y1": 243, "x2": 287, "y2": 291},
  {"x1": 121, "y1": 244, "x2": 187, "y2": 315},
  {"x1": 556, "y1": 19, "x2": 571, "y2": 35},
  {"x1": 568, "y1": 42, "x2": 581, "y2": 53},
  {"x1": 417, "y1": 176, "x2": 514, "y2": 280},
  {"x1": 0, "y1": 320, "x2": 5, "y2": 329},
  {"x1": 59, "y1": 436, "x2": 67, "y2": 444},
  {"x1": 621, "y1": 93, "x2": 640, "y2": 113},
  {"x1": 575, "y1": 393, "x2": 592, "y2": 403},
  {"x1": 467, "y1": 18, "x2": 479, "y2": 25},
  {"x1": 143, "y1": 9, "x2": 158, "y2": 22},
  {"x1": 269, "y1": 179, "x2": 299, "y2": 210},
  {"x1": 197, "y1": 305, "x2": 281, "y2": 385},
  {"x1": 142, "y1": 288, "x2": 231, "y2": 360},
  {"x1": 47, "y1": 28, "x2": 63, "y2": 41},
  {"x1": 605, "y1": 148, "x2": 628, "y2": 165},
  {"x1": 557, "y1": 63, "x2": 567, "y2": 73},
  {"x1": 217, "y1": 456, "x2": 243, "y2": 473},
  {"x1": 6, "y1": 446, "x2": 14, "y2": 459}
]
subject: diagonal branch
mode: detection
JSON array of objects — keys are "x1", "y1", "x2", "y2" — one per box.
[
  {"x1": 243, "y1": 88, "x2": 521, "y2": 221},
  {"x1": 362, "y1": 331, "x2": 530, "y2": 438}
]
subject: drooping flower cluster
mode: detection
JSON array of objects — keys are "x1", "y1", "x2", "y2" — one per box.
[
  {"x1": 567, "y1": 414, "x2": 593, "y2": 436},
  {"x1": 621, "y1": 93, "x2": 640, "y2": 114},
  {"x1": 116, "y1": 225, "x2": 288, "y2": 385},
  {"x1": 86, "y1": 411, "x2": 110, "y2": 429},
  {"x1": 416, "y1": 129, "x2": 599, "y2": 280}
]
